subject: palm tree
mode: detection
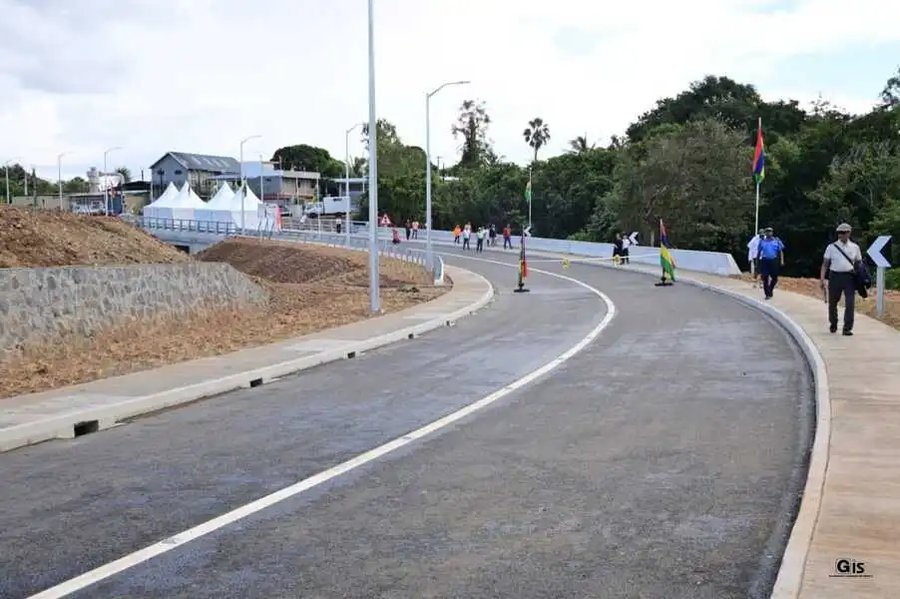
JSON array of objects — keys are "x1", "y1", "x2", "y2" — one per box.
[
  {"x1": 568, "y1": 135, "x2": 594, "y2": 154},
  {"x1": 115, "y1": 166, "x2": 132, "y2": 183},
  {"x1": 523, "y1": 117, "x2": 551, "y2": 163}
]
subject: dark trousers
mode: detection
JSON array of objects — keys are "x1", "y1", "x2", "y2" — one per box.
[
  {"x1": 622, "y1": 248, "x2": 630, "y2": 264},
  {"x1": 336, "y1": 223, "x2": 342, "y2": 234},
  {"x1": 476, "y1": 238, "x2": 484, "y2": 252},
  {"x1": 463, "y1": 237, "x2": 470, "y2": 250},
  {"x1": 503, "y1": 236, "x2": 512, "y2": 249},
  {"x1": 412, "y1": 229, "x2": 418, "y2": 239},
  {"x1": 405, "y1": 228, "x2": 411, "y2": 240},
  {"x1": 760, "y1": 258, "x2": 779, "y2": 297},
  {"x1": 828, "y1": 271, "x2": 856, "y2": 332}
]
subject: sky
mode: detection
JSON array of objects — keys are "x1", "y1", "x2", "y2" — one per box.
[{"x1": 1, "y1": 0, "x2": 899, "y2": 181}]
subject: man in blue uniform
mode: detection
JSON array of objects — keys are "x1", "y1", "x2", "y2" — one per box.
[{"x1": 756, "y1": 227, "x2": 785, "y2": 300}]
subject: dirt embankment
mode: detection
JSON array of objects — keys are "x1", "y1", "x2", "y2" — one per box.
[
  {"x1": 735, "y1": 273, "x2": 900, "y2": 331},
  {"x1": 0, "y1": 206, "x2": 188, "y2": 267},
  {"x1": 1, "y1": 234, "x2": 446, "y2": 399}
]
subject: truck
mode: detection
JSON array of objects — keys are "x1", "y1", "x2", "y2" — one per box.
[{"x1": 303, "y1": 196, "x2": 351, "y2": 218}]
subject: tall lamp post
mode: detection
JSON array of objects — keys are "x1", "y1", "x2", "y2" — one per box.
[
  {"x1": 4, "y1": 157, "x2": 21, "y2": 204},
  {"x1": 345, "y1": 122, "x2": 364, "y2": 246},
  {"x1": 57, "y1": 152, "x2": 69, "y2": 210},
  {"x1": 425, "y1": 80, "x2": 469, "y2": 270},
  {"x1": 103, "y1": 146, "x2": 122, "y2": 215},
  {"x1": 367, "y1": 0, "x2": 380, "y2": 313},
  {"x1": 239, "y1": 134, "x2": 262, "y2": 233}
]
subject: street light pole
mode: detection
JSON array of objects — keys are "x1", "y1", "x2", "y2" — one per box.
[
  {"x1": 239, "y1": 134, "x2": 262, "y2": 233},
  {"x1": 57, "y1": 153, "x2": 68, "y2": 210},
  {"x1": 425, "y1": 80, "x2": 469, "y2": 271},
  {"x1": 345, "y1": 122, "x2": 363, "y2": 246},
  {"x1": 367, "y1": 0, "x2": 380, "y2": 313},
  {"x1": 103, "y1": 146, "x2": 122, "y2": 216}
]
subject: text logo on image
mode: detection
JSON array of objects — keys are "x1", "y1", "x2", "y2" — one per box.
[{"x1": 829, "y1": 558, "x2": 872, "y2": 579}]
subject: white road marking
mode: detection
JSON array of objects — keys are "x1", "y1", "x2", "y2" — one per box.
[{"x1": 30, "y1": 260, "x2": 615, "y2": 599}]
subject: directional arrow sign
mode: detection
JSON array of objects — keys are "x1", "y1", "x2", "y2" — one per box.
[
  {"x1": 629, "y1": 231, "x2": 639, "y2": 245},
  {"x1": 524, "y1": 225, "x2": 532, "y2": 237},
  {"x1": 867, "y1": 235, "x2": 892, "y2": 268}
]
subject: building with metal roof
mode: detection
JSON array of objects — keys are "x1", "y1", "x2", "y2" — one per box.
[{"x1": 149, "y1": 152, "x2": 241, "y2": 200}]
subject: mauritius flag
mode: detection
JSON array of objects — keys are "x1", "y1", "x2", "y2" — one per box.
[
  {"x1": 659, "y1": 219, "x2": 676, "y2": 281},
  {"x1": 753, "y1": 119, "x2": 765, "y2": 184}
]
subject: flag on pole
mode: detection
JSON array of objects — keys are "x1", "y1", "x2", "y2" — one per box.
[
  {"x1": 524, "y1": 179, "x2": 532, "y2": 204},
  {"x1": 659, "y1": 219, "x2": 676, "y2": 281},
  {"x1": 752, "y1": 120, "x2": 765, "y2": 184}
]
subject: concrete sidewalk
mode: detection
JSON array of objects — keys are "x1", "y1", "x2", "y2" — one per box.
[
  {"x1": 0, "y1": 265, "x2": 493, "y2": 453},
  {"x1": 532, "y1": 250, "x2": 899, "y2": 599}
]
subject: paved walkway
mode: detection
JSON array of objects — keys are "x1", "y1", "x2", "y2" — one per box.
[
  {"x1": 521, "y1": 248, "x2": 900, "y2": 599},
  {"x1": 0, "y1": 265, "x2": 492, "y2": 453}
]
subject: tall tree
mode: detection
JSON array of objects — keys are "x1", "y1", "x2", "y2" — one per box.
[
  {"x1": 523, "y1": 117, "x2": 551, "y2": 162},
  {"x1": 115, "y1": 167, "x2": 132, "y2": 183},
  {"x1": 568, "y1": 135, "x2": 594, "y2": 154},
  {"x1": 879, "y1": 67, "x2": 900, "y2": 109},
  {"x1": 451, "y1": 100, "x2": 492, "y2": 169}
]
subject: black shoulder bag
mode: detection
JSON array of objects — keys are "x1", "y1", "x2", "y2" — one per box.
[{"x1": 831, "y1": 242, "x2": 871, "y2": 298}]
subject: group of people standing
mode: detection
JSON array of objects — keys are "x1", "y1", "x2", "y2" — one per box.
[
  {"x1": 452, "y1": 223, "x2": 513, "y2": 252},
  {"x1": 748, "y1": 222, "x2": 864, "y2": 336},
  {"x1": 612, "y1": 233, "x2": 633, "y2": 265}
]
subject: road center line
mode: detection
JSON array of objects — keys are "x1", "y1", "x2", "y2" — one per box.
[{"x1": 30, "y1": 260, "x2": 615, "y2": 599}]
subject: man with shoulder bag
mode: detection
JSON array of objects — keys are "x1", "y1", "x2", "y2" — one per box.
[{"x1": 819, "y1": 222, "x2": 865, "y2": 336}]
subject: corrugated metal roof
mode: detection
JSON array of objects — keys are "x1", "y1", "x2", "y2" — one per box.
[{"x1": 152, "y1": 152, "x2": 240, "y2": 173}]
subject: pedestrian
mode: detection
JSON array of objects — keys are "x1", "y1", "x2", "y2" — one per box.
[
  {"x1": 489, "y1": 223, "x2": 497, "y2": 247},
  {"x1": 756, "y1": 227, "x2": 785, "y2": 300},
  {"x1": 748, "y1": 228, "x2": 764, "y2": 286},
  {"x1": 462, "y1": 223, "x2": 471, "y2": 250},
  {"x1": 820, "y1": 222, "x2": 863, "y2": 336},
  {"x1": 335, "y1": 216, "x2": 343, "y2": 235},
  {"x1": 620, "y1": 232, "x2": 631, "y2": 265},
  {"x1": 453, "y1": 224, "x2": 462, "y2": 244},
  {"x1": 613, "y1": 233, "x2": 623, "y2": 265},
  {"x1": 405, "y1": 219, "x2": 412, "y2": 241},
  {"x1": 476, "y1": 226, "x2": 485, "y2": 252},
  {"x1": 503, "y1": 223, "x2": 512, "y2": 249},
  {"x1": 392, "y1": 227, "x2": 401, "y2": 245},
  {"x1": 412, "y1": 220, "x2": 419, "y2": 239}
]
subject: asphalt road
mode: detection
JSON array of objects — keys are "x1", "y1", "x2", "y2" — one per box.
[{"x1": 0, "y1": 248, "x2": 813, "y2": 599}]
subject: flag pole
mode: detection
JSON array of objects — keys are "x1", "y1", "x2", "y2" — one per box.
[
  {"x1": 755, "y1": 117, "x2": 761, "y2": 235},
  {"x1": 528, "y1": 167, "x2": 533, "y2": 231}
]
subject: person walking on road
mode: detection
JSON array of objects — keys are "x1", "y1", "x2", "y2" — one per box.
[
  {"x1": 335, "y1": 216, "x2": 343, "y2": 235},
  {"x1": 392, "y1": 227, "x2": 401, "y2": 245},
  {"x1": 503, "y1": 224, "x2": 512, "y2": 249},
  {"x1": 748, "y1": 228, "x2": 764, "y2": 286},
  {"x1": 462, "y1": 223, "x2": 471, "y2": 250},
  {"x1": 476, "y1": 226, "x2": 486, "y2": 253},
  {"x1": 489, "y1": 223, "x2": 497, "y2": 247},
  {"x1": 404, "y1": 219, "x2": 412, "y2": 241},
  {"x1": 412, "y1": 220, "x2": 419, "y2": 239},
  {"x1": 820, "y1": 222, "x2": 863, "y2": 335},
  {"x1": 620, "y1": 232, "x2": 631, "y2": 265},
  {"x1": 756, "y1": 227, "x2": 785, "y2": 300},
  {"x1": 453, "y1": 224, "x2": 462, "y2": 244},
  {"x1": 613, "y1": 233, "x2": 623, "y2": 265}
]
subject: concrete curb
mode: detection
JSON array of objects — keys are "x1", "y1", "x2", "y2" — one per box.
[
  {"x1": 0, "y1": 266, "x2": 494, "y2": 453},
  {"x1": 554, "y1": 255, "x2": 828, "y2": 599}
]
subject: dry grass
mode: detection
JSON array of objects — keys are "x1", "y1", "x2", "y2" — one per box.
[
  {"x1": 0, "y1": 206, "x2": 188, "y2": 267},
  {"x1": 734, "y1": 273, "x2": 900, "y2": 331},
  {"x1": 0, "y1": 239, "x2": 446, "y2": 399}
]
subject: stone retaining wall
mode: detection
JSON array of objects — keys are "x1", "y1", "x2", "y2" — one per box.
[{"x1": 0, "y1": 263, "x2": 266, "y2": 353}]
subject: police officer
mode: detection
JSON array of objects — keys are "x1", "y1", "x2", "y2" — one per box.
[
  {"x1": 820, "y1": 222, "x2": 863, "y2": 336},
  {"x1": 756, "y1": 227, "x2": 785, "y2": 300}
]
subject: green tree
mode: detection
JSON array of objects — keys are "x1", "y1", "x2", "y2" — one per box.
[
  {"x1": 451, "y1": 100, "x2": 492, "y2": 169},
  {"x1": 523, "y1": 117, "x2": 551, "y2": 162},
  {"x1": 115, "y1": 167, "x2": 132, "y2": 183},
  {"x1": 568, "y1": 135, "x2": 594, "y2": 154},
  {"x1": 271, "y1": 144, "x2": 343, "y2": 177}
]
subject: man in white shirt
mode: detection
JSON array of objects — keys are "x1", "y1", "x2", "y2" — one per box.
[
  {"x1": 820, "y1": 222, "x2": 863, "y2": 336},
  {"x1": 747, "y1": 229, "x2": 763, "y2": 283}
]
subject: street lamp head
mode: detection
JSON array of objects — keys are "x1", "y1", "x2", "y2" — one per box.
[{"x1": 241, "y1": 134, "x2": 262, "y2": 144}]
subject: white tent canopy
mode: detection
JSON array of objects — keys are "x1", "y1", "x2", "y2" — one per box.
[
  {"x1": 142, "y1": 182, "x2": 179, "y2": 219},
  {"x1": 166, "y1": 183, "x2": 206, "y2": 221},
  {"x1": 196, "y1": 182, "x2": 236, "y2": 226},
  {"x1": 230, "y1": 185, "x2": 264, "y2": 230}
]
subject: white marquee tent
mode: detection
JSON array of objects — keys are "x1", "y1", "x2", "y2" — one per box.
[
  {"x1": 196, "y1": 182, "x2": 236, "y2": 225},
  {"x1": 230, "y1": 185, "x2": 265, "y2": 231},
  {"x1": 167, "y1": 183, "x2": 207, "y2": 221},
  {"x1": 142, "y1": 182, "x2": 179, "y2": 219}
]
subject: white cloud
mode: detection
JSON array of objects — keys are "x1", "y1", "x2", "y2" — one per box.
[{"x1": 1, "y1": 0, "x2": 898, "y2": 181}]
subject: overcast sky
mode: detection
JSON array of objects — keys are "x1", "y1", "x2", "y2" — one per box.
[{"x1": 2, "y1": 0, "x2": 899, "y2": 181}]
